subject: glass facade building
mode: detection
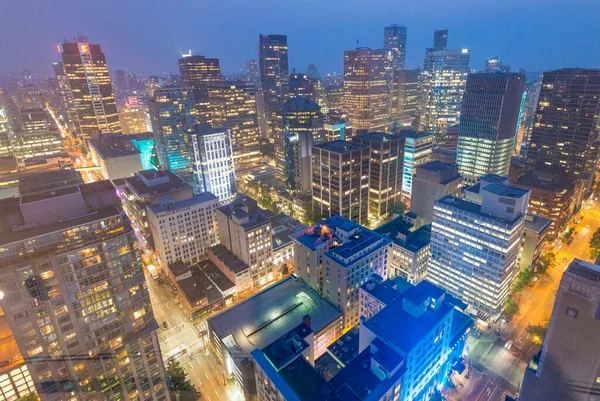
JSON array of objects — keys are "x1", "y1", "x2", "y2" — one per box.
[
  {"x1": 397, "y1": 129, "x2": 434, "y2": 197},
  {"x1": 383, "y1": 24, "x2": 407, "y2": 71}
]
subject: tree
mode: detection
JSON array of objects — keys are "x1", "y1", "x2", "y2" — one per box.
[
  {"x1": 527, "y1": 324, "x2": 548, "y2": 345},
  {"x1": 17, "y1": 394, "x2": 38, "y2": 401},
  {"x1": 590, "y1": 228, "x2": 600, "y2": 259},
  {"x1": 166, "y1": 359, "x2": 201, "y2": 401},
  {"x1": 503, "y1": 298, "x2": 519, "y2": 321},
  {"x1": 534, "y1": 252, "x2": 555, "y2": 275},
  {"x1": 387, "y1": 201, "x2": 407, "y2": 220},
  {"x1": 512, "y1": 268, "x2": 532, "y2": 294}
]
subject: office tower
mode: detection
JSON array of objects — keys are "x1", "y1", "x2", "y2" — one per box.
[
  {"x1": 148, "y1": 87, "x2": 198, "y2": 177},
  {"x1": 178, "y1": 52, "x2": 221, "y2": 88},
  {"x1": 288, "y1": 71, "x2": 313, "y2": 98},
  {"x1": 0, "y1": 180, "x2": 170, "y2": 401},
  {"x1": 352, "y1": 132, "x2": 404, "y2": 220},
  {"x1": 516, "y1": 169, "x2": 574, "y2": 239},
  {"x1": 520, "y1": 258, "x2": 600, "y2": 401},
  {"x1": 519, "y1": 78, "x2": 541, "y2": 157},
  {"x1": 323, "y1": 118, "x2": 352, "y2": 141},
  {"x1": 383, "y1": 24, "x2": 408, "y2": 71},
  {"x1": 409, "y1": 160, "x2": 462, "y2": 225},
  {"x1": 343, "y1": 48, "x2": 389, "y2": 132},
  {"x1": 518, "y1": 213, "x2": 552, "y2": 271},
  {"x1": 391, "y1": 69, "x2": 420, "y2": 126},
  {"x1": 428, "y1": 176, "x2": 530, "y2": 316},
  {"x1": 246, "y1": 59, "x2": 259, "y2": 83},
  {"x1": 456, "y1": 72, "x2": 525, "y2": 183},
  {"x1": 526, "y1": 69, "x2": 600, "y2": 183},
  {"x1": 60, "y1": 39, "x2": 121, "y2": 138},
  {"x1": 0, "y1": 107, "x2": 14, "y2": 158},
  {"x1": 284, "y1": 131, "x2": 313, "y2": 194},
  {"x1": 52, "y1": 61, "x2": 79, "y2": 134},
  {"x1": 114, "y1": 68, "x2": 128, "y2": 95},
  {"x1": 118, "y1": 105, "x2": 150, "y2": 134},
  {"x1": 208, "y1": 277, "x2": 343, "y2": 400},
  {"x1": 259, "y1": 34, "x2": 289, "y2": 136},
  {"x1": 420, "y1": 31, "x2": 470, "y2": 140},
  {"x1": 148, "y1": 192, "x2": 219, "y2": 267},
  {"x1": 190, "y1": 124, "x2": 236, "y2": 203},
  {"x1": 432, "y1": 29, "x2": 448, "y2": 51},
  {"x1": 292, "y1": 215, "x2": 392, "y2": 328},
  {"x1": 443, "y1": 124, "x2": 459, "y2": 150},
  {"x1": 312, "y1": 141, "x2": 370, "y2": 225},
  {"x1": 305, "y1": 64, "x2": 328, "y2": 113},
  {"x1": 484, "y1": 56, "x2": 510, "y2": 73},
  {"x1": 207, "y1": 82, "x2": 261, "y2": 170},
  {"x1": 397, "y1": 128, "x2": 434, "y2": 198},
  {"x1": 13, "y1": 107, "x2": 63, "y2": 160}
]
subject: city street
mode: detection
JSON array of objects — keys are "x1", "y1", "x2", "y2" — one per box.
[{"x1": 144, "y1": 268, "x2": 243, "y2": 401}]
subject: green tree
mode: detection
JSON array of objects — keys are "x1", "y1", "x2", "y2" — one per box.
[
  {"x1": 534, "y1": 252, "x2": 555, "y2": 275},
  {"x1": 527, "y1": 324, "x2": 548, "y2": 345},
  {"x1": 16, "y1": 394, "x2": 38, "y2": 401},
  {"x1": 590, "y1": 228, "x2": 600, "y2": 259},
  {"x1": 387, "y1": 201, "x2": 407, "y2": 220},
  {"x1": 503, "y1": 298, "x2": 520, "y2": 321},
  {"x1": 512, "y1": 268, "x2": 532, "y2": 294},
  {"x1": 167, "y1": 359, "x2": 201, "y2": 401}
]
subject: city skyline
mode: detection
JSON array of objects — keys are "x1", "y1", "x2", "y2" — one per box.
[{"x1": 2, "y1": 0, "x2": 600, "y2": 78}]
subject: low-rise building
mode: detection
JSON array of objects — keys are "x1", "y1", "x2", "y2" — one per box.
[
  {"x1": 88, "y1": 134, "x2": 144, "y2": 181},
  {"x1": 518, "y1": 213, "x2": 552, "y2": 272},
  {"x1": 375, "y1": 218, "x2": 431, "y2": 284},
  {"x1": 271, "y1": 213, "x2": 305, "y2": 276},
  {"x1": 147, "y1": 192, "x2": 219, "y2": 268},
  {"x1": 292, "y1": 215, "x2": 392, "y2": 330},
  {"x1": 208, "y1": 244, "x2": 251, "y2": 295},
  {"x1": 207, "y1": 276, "x2": 343, "y2": 400},
  {"x1": 359, "y1": 275, "x2": 413, "y2": 321}
]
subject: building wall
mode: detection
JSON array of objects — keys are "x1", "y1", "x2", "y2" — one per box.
[{"x1": 410, "y1": 169, "x2": 462, "y2": 225}]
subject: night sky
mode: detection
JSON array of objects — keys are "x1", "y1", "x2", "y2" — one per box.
[{"x1": 1, "y1": 0, "x2": 599, "y2": 78}]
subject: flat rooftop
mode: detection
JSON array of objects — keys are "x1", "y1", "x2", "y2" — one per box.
[
  {"x1": 209, "y1": 244, "x2": 249, "y2": 275},
  {"x1": 568, "y1": 259, "x2": 600, "y2": 282},
  {"x1": 436, "y1": 195, "x2": 522, "y2": 225},
  {"x1": 483, "y1": 183, "x2": 529, "y2": 199},
  {"x1": 418, "y1": 160, "x2": 457, "y2": 172},
  {"x1": 124, "y1": 170, "x2": 189, "y2": 198},
  {"x1": 262, "y1": 323, "x2": 312, "y2": 370},
  {"x1": 147, "y1": 192, "x2": 217, "y2": 215},
  {"x1": 524, "y1": 213, "x2": 552, "y2": 234},
  {"x1": 375, "y1": 218, "x2": 430, "y2": 252},
  {"x1": 353, "y1": 132, "x2": 400, "y2": 142},
  {"x1": 207, "y1": 276, "x2": 341, "y2": 366},
  {"x1": 89, "y1": 136, "x2": 140, "y2": 159},
  {"x1": 313, "y1": 140, "x2": 368, "y2": 154}
]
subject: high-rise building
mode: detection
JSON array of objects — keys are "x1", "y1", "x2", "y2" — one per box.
[
  {"x1": 484, "y1": 56, "x2": 510, "y2": 73},
  {"x1": 432, "y1": 29, "x2": 448, "y2": 51},
  {"x1": 520, "y1": 258, "x2": 600, "y2": 401},
  {"x1": 246, "y1": 59, "x2": 259, "y2": 83},
  {"x1": 397, "y1": 128, "x2": 434, "y2": 198},
  {"x1": 526, "y1": 69, "x2": 600, "y2": 184},
  {"x1": 190, "y1": 124, "x2": 236, "y2": 203},
  {"x1": 456, "y1": 72, "x2": 525, "y2": 183},
  {"x1": 0, "y1": 180, "x2": 170, "y2": 401},
  {"x1": 428, "y1": 175, "x2": 530, "y2": 316},
  {"x1": 288, "y1": 71, "x2": 313, "y2": 98},
  {"x1": 13, "y1": 107, "x2": 63, "y2": 160},
  {"x1": 312, "y1": 141, "x2": 370, "y2": 225},
  {"x1": 352, "y1": 132, "x2": 404, "y2": 220},
  {"x1": 391, "y1": 69, "x2": 420, "y2": 126},
  {"x1": 51, "y1": 61, "x2": 79, "y2": 134},
  {"x1": 279, "y1": 97, "x2": 324, "y2": 173},
  {"x1": 284, "y1": 131, "x2": 313, "y2": 194},
  {"x1": 207, "y1": 81, "x2": 261, "y2": 170},
  {"x1": 148, "y1": 87, "x2": 198, "y2": 178},
  {"x1": 178, "y1": 52, "x2": 221, "y2": 88},
  {"x1": 118, "y1": 105, "x2": 150, "y2": 135},
  {"x1": 60, "y1": 40, "x2": 121, "y2": 138},
  {"x1": 410, "y1": 160, "x2": 462, "y2": 225},
  {"x1": 292, "y1": 215, "x2": 392, "y2": 329},
  {"x1": 148, "y1": 192, "x2": 219, "y2": 268},
  {"x1": 0, "y1": 107, "x2": 14, "y2": 158},
  {"x1": 420, "y1": 31, "x2": 470, "y2": 140},
  {"x1": 259, "y1": 34, "x2": 289, "y2": 136},
  {"x1": 383, "y1": 24, "x2": 408, "y2": 71},
  {"x1": 343, "y1": 48, "x2": 389, "y2": 132},
  {"x1": 323, "y1": 118, "x2": 352, "y2": 141}
]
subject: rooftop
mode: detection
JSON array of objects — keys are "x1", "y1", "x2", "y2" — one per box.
[
  {"x1": 436, "y1": 195, "x2": 522, "y2": 225},
  {"x1": 313, "y1": 140, "x2": 369, "y2": 154},
  {"x1": 282, "y1": 96, "x2": 321, "y2": 113},
  {"x1": 207, "y1": 276, "x2": 341, "y2": 367},
  {"x1": 88, "y1": 135, "x2": 141, "y2": 159},
  {"x1": 375, "y1": 218, "x2": 430, "y2": 252},
  {"x1": 483, "y1": 183, "x2": 529, "y2": 199},
  {"x1": 147, "y1": 192, "x2": 218, "y2": 215},
  {"x1": 271, "y1": 214, "x2": 305, "y2": 251},
  {"x1": 353, "y1": 132, "x2": 401, "y2": 143},
  {"x1": 568, "y1": 259, "x2": 600, "y2": 282},
  {"x1": 524, "y1": 213, "x2": 552, "y2": 234},
  {"x1": 396, "y1": 128, "x2": 434, "y2": 140},
  {"x1": 418, "y1": 160, "x2": 457, "y2": 173},
  {"x1": 125, "y1": 170, "x2": 190, "y2": 198},
  {"x1": 262, "y1": 323, "x2": 312, "y2": 370},
  {"x1": 217, "y1": 196, "x2": 272, "y2": 230},
  {"x1": 208, "y1": 244, "x2": 249, "y2": 275}
]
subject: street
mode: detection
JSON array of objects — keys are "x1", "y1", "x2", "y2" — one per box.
[{"x1": 145, "y1": 268, "x2": 243, "y2": 401}]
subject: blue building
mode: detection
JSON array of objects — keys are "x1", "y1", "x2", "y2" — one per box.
[{"x1": 129, "y1": 132, "x2": 155, "y2": 171}]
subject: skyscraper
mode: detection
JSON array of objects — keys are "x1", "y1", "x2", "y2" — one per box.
[
  {"x1": 312, "y1": 141, "x2": 370, "y2": 225},
  {"x1": 391, "y1": 68, "x2": 420, "y2": 126},
  {"x1": 520, "y1": 258, "x2": 600, "y2": 401},
  {"x1": 420, "y1": 31, "x2": 470, "y2": 140},
  {"x1": 207, "y1": 81, "x2": 261, "y2": 171},
  {"x1": 284, "y1": 130, "x2": 313, "y2": 194},
  {"x1": 456, "y1": 72, "x2": 525, "y2": 182},
  {"x1": 148, "y1": 87, "x2": 198, "y2": 178},
  {"x1": 259, "y1": 34, "x2": 289, "y2": 137},
  {"x1": 397, "y1": 128, "x2": 434, "y2": 198},
  {"x1": 178, "y1": 52, "x2": 221, "y2": 88},
  {"x1": 432, "y1": 29, "x2": 448, "y2": 51},
  {"x1": 485, "y1": 56, "x2": 510, "y2": 73},
  {"x1": 526, "y1": 69, "x2": 600, "y2": 183},
  {"x1": 0, "y1": 179, "x2": 170, "y2": 401},
  {"x1": 0, "y1": 107, "x2": 14, "y2": 158},
  {"x1": 52, "y1": 61, "x2": 79, "y2": 135},
  {"x1": 383, "y1": 24, "x2": 408, "y2": 71},
  {"x1": 428, "y1": 176, "x2": 530, "y2": 316},
  {"x1": 60, "y1": 39, "x2": 121, "y2": 138},
  {"x1": 343, "y1": 48, "x2": 388, "y2": 132},
  {"x1": 246, "y1": 59, "x2": 259, "y2": 83},
  {"x1": 190, "y1": 124, "x2": 236, "y2": 203},
  {"x1": 352, "y1": 132, "x2": 404, "y2": 220}
]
